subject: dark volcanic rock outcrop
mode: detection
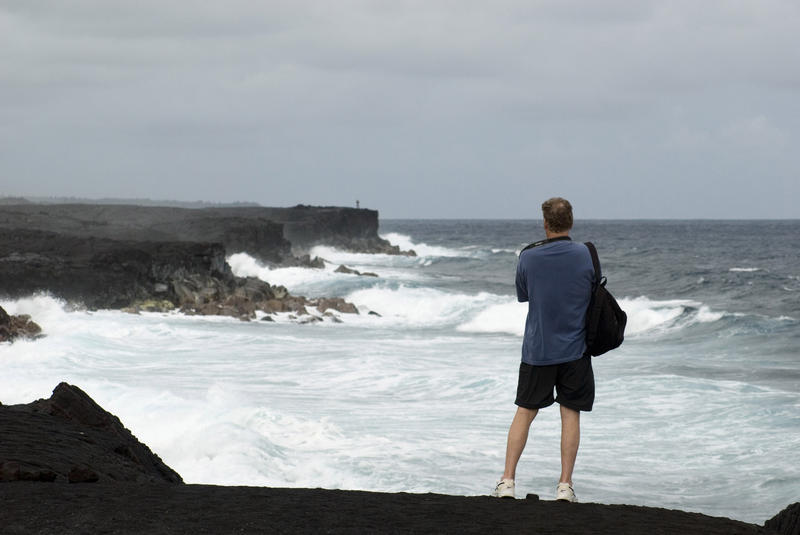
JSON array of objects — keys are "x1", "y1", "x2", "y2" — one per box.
[
  {"x1": 0, "y1": 481, "x2": 785, "y2": 535},
  {"x1": 0, "y1": 204, "x2": 290, "y2": 263},
  {"x1": 0, "y1": 228, "x2": 235, "y2": 310},
  {"x1": 0, "y1": 202, "x2": 411, "y2": 262},
  {"x1": 207, "y1": 205, "x2": 414, "y2": 256},
  {"x1": 0, "y1": 305, "x2": 42, "y2": 342},
  {"x1": 148, "y1": 215, "x2": 291, "y2": 264},
  {"x1": 0, "y1": 383, "x2": 182, "y2": 484},
  {"x1": 0, "y1": 202, "x2": 370, "y2": 319},
  {"x1": 0, "y1": 228, "x2": 357, "y2": 319},
  {"x1": 335, "y1": 264, "x2": 378, "y2": 277},
  {"x1": 767, "y1": 502, "x2": 800, "y2": 535}
]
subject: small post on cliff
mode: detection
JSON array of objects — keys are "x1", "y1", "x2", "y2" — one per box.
[{"x1": 356, "y1": 200, "x2": 360, "y2": 209}]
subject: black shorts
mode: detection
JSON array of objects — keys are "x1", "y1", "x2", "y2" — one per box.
[{"x1": 515, "y1": 355, "x2": 595, "y2": 412}]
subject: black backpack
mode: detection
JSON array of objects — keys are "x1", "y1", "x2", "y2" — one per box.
[{"x1": 584, "y1": 242, "x2": 627, "y2": 356}]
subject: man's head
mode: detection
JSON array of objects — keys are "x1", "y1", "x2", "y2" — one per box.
[{"x1": 541, "y1": 197, "x2": 573, "y2": 234}]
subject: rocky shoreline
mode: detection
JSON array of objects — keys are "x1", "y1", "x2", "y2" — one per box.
[
  {"x1": 0, "y1": 305, "x2": 42, "y2": 342},
  {"x1": 0, "y1": 384, "x2": 796, "y2": 534},
  {"x1": 0, "y1": 202, "x2": 410, "y2": 329},
  {"x1": 0, "y1": 227, "x2": 355, "y2": 323}
]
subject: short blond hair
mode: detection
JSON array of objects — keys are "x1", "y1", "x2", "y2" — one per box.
[{"x1": 541, "y1": 197, "x2": 573, "y2": 233}]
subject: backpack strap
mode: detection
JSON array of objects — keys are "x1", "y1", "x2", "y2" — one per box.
[
  {"x1": 584, "y1": 242, "x2": 602, "y2": 283},
  {"x1": 520, "y1": 235, "x2": 572, "y2": 255}
]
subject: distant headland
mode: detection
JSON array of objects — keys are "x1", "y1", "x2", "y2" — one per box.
[{"x1": 0, "y1": 199, "x2": 413, "y2": 324}]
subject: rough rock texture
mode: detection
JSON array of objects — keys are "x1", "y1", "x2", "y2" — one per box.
[
  {"x1": 0, "y1": 484, "x2": 782, "y2": 535},
  {"x1": 207, "y1": 205, "x2": 415, "y2": 256},
  {"x1": 281, "y1": 253, "x2": 326, "y2": 268},
  {"x1": 0, "y1": 202, "x2": 412, "y2": 262},
  {"x1": 148, "y1": 215, "x2": 291, "y2": 264},
  {"x1": 767, "y1": 502, "x2": 800, "y2": 535},
  {"x1": 0, "y1": 228, "x2": 234, "y2": 310},
  {"x1": 314, "y1": 297, "x2": 359, "y2": 314},
  {"x1": 0, "y1": 204, "x2": 291, "y2": 263},
  {"x1": 335, "y1": 264, "x2": 379, "y2": 277},
  {"x1": 0, "y1": 227, "x2": 358, "y2": 319},
  {"x1": 0, "y1": 202, "x2": 373, "y2": 321},
  {"x1": 0, "y1": 305, "x2": 42, "y2": 342},
  {"x1": 0, "y1": 383, "x2": 182, "y2": 484}
]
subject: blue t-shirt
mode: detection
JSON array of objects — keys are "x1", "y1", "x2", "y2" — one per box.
[{"x1": 516, "y1": 239, "x2": 595, "y2": 366}]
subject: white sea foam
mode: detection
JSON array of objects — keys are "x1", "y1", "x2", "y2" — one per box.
[
  {"x1": 695, "y1": 305, "x2": 725, "y2": 323},
  {"x1": 457, "y1": 301, "x2": 526, "y2": 336},
  {"x1": 0, "y1": 281, "x2": 796, "y2": 524},
  {"x1": 454, "y1": 296, "x2": 727, "y2": 338},
  {"x1": 308, "y1": 245, "x2": 413, "y2": 267},
  {"x1": 0, "y1": 294, "x2": 72, "y2": 335},
  {"x1": 1, "y1": 220, "x2": 797, "y2": 524},
  {"x1": 730, "y1": 267, "x2": 762, "y2": 272},
  {"x1": 228, "y1": 252, "x2": 424, "y2": 298},
  {"x1": 618, "y1": 296, "x2": 730, "y2": 336},
  {"x1": 228, "y1": 252, "x2": 344, "y2": 291},
  {"x1": 113, "y1": 383, "x2": 377, "y2": 488},
  {"x1": 345, "y1": 286, "x2": 498, "y2": 327},
  {"x1": 380, "y1": 232, "x2": 469, "y2": 258},
  {"x1": 620, "y1": 297, "x2": 697, "y2": 335}
]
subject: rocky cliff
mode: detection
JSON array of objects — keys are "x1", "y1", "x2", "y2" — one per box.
[
  {"x1": 0, "y1": 203, "x2": 410, "y2": 263},
  {"x1": 0, "y1": 227, "x2": 234, "y2": 310},
  {"x1": 0, "y1": 202, "x2": 395, "y2": 326},
  {"x1": 0, "y1": 203, "x2": 292, "y2": 264},
  {"x1": 0, "y1": 227, "x2": 356, "y2": 319},
  {"x1": 204, "y1": 205, "x2": 410, "y2": 255}
]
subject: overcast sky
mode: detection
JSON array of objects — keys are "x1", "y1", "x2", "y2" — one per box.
[{"x1": 1, "y1": 1, "x2": 798, "y2": 218}]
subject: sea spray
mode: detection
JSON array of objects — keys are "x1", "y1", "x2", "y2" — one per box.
[
  {"x1": 1, "y1": 220, "x2": 798, "y2": 524},
  {"x1": 379, "y1": 233, "x2": 472, "y2": 258}
]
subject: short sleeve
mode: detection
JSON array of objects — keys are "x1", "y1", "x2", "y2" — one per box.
[{"x1": 516, "y1": 258, "x2": 528, "y2": 302}]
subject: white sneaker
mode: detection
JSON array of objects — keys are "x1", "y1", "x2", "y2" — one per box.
[
  {"x1": 492, "y1": 478, "x2": 515, "y2": 498},
  {"x1": 555, "y1": 482, "x2": 577, "y2": 502}
]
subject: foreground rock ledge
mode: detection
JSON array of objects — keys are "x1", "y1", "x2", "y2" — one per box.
[
  {"x1": 0, "y1": 383, "x2": 181, "y2": 484},
  {"x1": 0, "y1": 384, "x2": 795, "y2": 535},
  {"x1": 0, "y1": 484, "x2": 791, "y2": 535}
]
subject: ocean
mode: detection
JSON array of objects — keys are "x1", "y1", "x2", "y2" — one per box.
[{"x1": 1, "y1": 219, "x2": 798, "y2": 523}]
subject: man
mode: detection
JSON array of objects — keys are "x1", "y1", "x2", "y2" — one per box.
[{"x1": 492, "y1": 197, "x2": 595, "y2": 502}]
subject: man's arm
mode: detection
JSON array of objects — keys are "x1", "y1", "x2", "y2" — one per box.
[{"x1": 516, "y1": 258, "x2": 528, "y2": 302}]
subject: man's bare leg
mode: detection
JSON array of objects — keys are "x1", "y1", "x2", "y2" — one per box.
[
  {"x1": 559, "y1": 404, "x2": 580, "y2": 484},
  {"x1": 502, "y1": 406, "x2": 538, "y2": 480}
]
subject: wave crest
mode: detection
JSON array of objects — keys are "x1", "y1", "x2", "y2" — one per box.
[
  {"x1": 457, "y1": 296, "x2": 729, "y2": 338},
  {"x1": 380, "y1": 233, "x2": 472, "y2": 258},
  {"x1": 620, "y1": 297, "x2": 725, "y2": 336},
  {"x1": 346, "y1": 286, "x2": 500, "y2": 327}
]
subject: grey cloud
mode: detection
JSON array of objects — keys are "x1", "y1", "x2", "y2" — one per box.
[{"x1": 0, "y1": 1, "x2": 798, "y2": 217}]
